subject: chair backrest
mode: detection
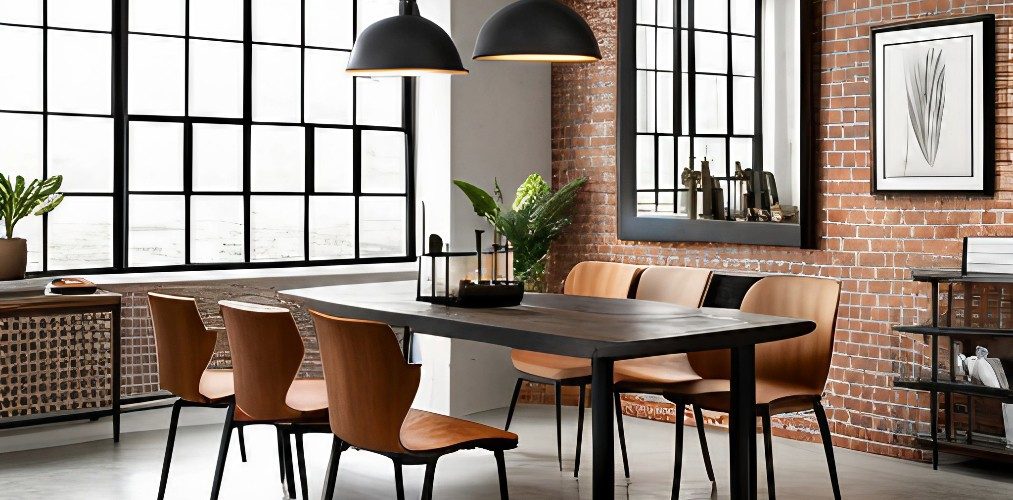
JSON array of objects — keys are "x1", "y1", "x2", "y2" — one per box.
[
  {"x1": 635, "y1": 266, "x2": 713, "y2": 307},
  {"x1": 701, "y1": 273, "x2": 764, "y2": 308},
  {"x1": 311, "y1": 311, "x2": 420, "y2": 454},
  {"x1": 148, "y1": 293, "x2": 217, "y2": 403},
  {"x1": 562, "y1": 261, "x2": 644, "y2": 298},
  {"x1": 219, "y1": 301, "x2": 305, "y2": 421}
]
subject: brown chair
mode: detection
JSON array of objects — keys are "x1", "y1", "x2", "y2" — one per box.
[
  {"x1": 213, "y1": 301, "x2": 331, "y2": 500},
  {"x1": 148, "y1": 293, "x2": 247, "y2": 500},
  {"x1": 503, "y1": 260, "x2": 645, "y2": 476},
  {"x1": 611, "y1": 266, "x2": 714, "y2": 480},
  {"x1": 663, "y1": 275, "x2": 843, "y2": 500},
  {"x1": 312, "y1": 311, "x2": 518, "y2": 500}
]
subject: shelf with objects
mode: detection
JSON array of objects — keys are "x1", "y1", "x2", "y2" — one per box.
[{"x1": 900, "y1": 237, "x2": 1013, "y2": 467}]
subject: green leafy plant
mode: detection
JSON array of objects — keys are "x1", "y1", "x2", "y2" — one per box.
[
  {"x1": 454, "y1": 174, "x2": 587, "y2": 288},
  {"x1": 0, "y1": 174, "x2": 64, "y2": 239}
]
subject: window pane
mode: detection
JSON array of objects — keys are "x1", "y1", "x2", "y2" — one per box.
[
  {"x1": 695, "y1": 74, "x2": 726, "y2": 134},
  {"x1": 694, "y1": 0, "x2": 727, "y2": 32},
  {"x1": 658, "y1": 135, "x2": 675, "y2": 189},
  {"x1": 357, "y1": 0, "x2": 398, "y2": 37},
  {"x1": 48, "y1": 196, "x2": 113, "y2": 270},
  {"x1": 636, "y1": 0, "x2": 655, "y2": 25},
  {"x1": 694, "y1": 137, "x2": 726, "y2": 173},
  {"x1": 190, "y1": 0, "x2": 244, "y2": 40},
  {"x1": 12, "y1": 216, "x2": 42, "y2": 272},
  {"x1": 189, "y1": 40, "x2": 244, "y2": 118},
  {"x1": 128, "y1": 195, "x2": 185, "y2": 266},
  {"x1": 359, "y1": 196, "x2": 405, "y2": 258},
  {"x1": 47, "y1": 116, "x2": 113, "y2": 193},
  {"x1": 681, "y1": 73, "x2": 689, "y2": 132},
  {"x1": 253, "y1": 0, "x2": 301, "y2": 44},
  {"x1": 636, "y1": 135, "x2": 654, "y2": 190},
  {"x1": 0, "y1": 0, "x2": 42, "y2": 25},
  {"x1": 0, "y1": 26, "x2": 42, "y2": 112},
  {"x1": 191, "y1": 196, "x2": 245, "y2": 263},
  {"x1": 48, "y1": 30, "x2": 111, "y2": 114},
  {"x1": 657, "y1": 0, "x2": 674, "y2": 27},
  {"x1": 193, "y1": 124, "x2": 243, "y2": 191},
  {"x1": 0, "y1": 113, "x2": 43, "y2": 180},
  {"x1": 656, "y1": 28, "x2": 674, "y2": 71},
  {"x1": 695, "y1": 32, "x2": 727, "y2": 74},
  {"x1": 305, "y1": 49, "x2": 353, "y2": 124},
  {"x1": 128, "y1": 34, "x2": 184, "y2": 115},
  {"x1": 306, "y1": 0, "x2": 352, "y2": 49},
  {"x1": 315, "y1": 128, "x2": 353, "y2": 192},
  {"x1": 253, "y1": 45, "x2": 302, "y2": 123},
  {"x1": 731, "y1": 35, "x2": 754, "y2": 76},
  {"x1": 251, "y1": 125, "x2": 305, "y2": 192},
  {"x1": 636, "y1": 71, "x2": 655, "y2": 133},
  {"x1": 732, "y1": 77, "x2": 754, "y2": 135},
  {"x1": 129, "y1": 121, "x2": 183, "y2": 191},
  {"x1": 47, "y1": 0, "x2": 110, "y2": 31},
  {"x1": 729, "y1": 137, "x2": 752, "y2": 170},
  {"x1": 636, "y1": 26, "x2": 655, "y2": 70},
  {"x1": 730, "y1": 0, "x2": 755, "y2": 35},
  {"x1": 251, "y1": 196, "x2": 304, "y2": 261},
  {"x1": 129, "y1": 0, "x2": 185, "y2": 35},
  {"x1": 657, "y1": 72, "x2": 673, "y2": 134},
  {"x1": 356, "y1": 77, "x2": 402, "y2": 127},
  {"x1": 309, "y1": 196, "x2": 354, "y2": 260},
  {"x1": 361, "y1": 131, "x2": 406, "y2": 194}
]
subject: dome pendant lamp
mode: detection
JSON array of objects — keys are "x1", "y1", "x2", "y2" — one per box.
[
  {"x1": 473, "y1": 0, "x2": 602, "y2": 63},
  {"x1": 347, "y1": 0, "x2": 468, "y2": 76}
]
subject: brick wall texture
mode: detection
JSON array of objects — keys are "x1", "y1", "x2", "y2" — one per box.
[{"x1": 542, "y1": 0, "x2": 1013, "y2": 461}]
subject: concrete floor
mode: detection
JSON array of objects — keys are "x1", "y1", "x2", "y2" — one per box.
[{"x1": 0, "y1": 405, "x2": 1011, "y2": 499}]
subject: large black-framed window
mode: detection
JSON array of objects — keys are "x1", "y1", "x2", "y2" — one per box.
[
  {"x1": 0, "y1": 0, "x2": 415, "y2": 274},
  {"x1": 617, "y1": 0, "x2": 817, "y2": 248}
]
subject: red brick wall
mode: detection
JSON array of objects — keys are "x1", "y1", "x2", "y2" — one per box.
[{"x1": 544, "y1": 0, "x2": 1013, "y2": 460}]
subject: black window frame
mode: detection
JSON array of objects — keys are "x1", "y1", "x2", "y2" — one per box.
[
  {"x1": 617, "y1": 0, "x2": 818, "y2": 248},
  {"x1": 1, "y1": 0, "x2": 416, "y2": 276}
]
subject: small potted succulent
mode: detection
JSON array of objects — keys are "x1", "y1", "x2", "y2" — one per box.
[{"x1": 0, "y1": 174, "x2": 64, "y2": 280}]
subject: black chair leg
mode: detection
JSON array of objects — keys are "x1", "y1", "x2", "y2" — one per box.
[
  {"x1": 238, "y1": 426, "x2": 248, "y2": 463},
  {"x1": 295, "y1": 431, "x2": 310, "y2": 500},
  {"x1": 157, "y1": 399, "x2": 183, "y2": 500},
  {"x1": 671, "y1": 402, "x2": 685, "y2": 500},
  {"x1": 320, "y1": 437, "x2": 343, "y2": 500},
  {"x1": 276, "y1": 426, "x2": 286, "y2": 484},
  {"x1": 393, "y1": 459, "x2": 406, "y2": 500},
  {"x1": 554, "y1": 382, "x2": 563, "y2": 471},
  {"x1": 282, "y1": 428, "x2": 297, "y2": 499},
  {"x1": 814, "y1": 402, "x2": 842, "y2": 500},
  {"x1": 615, "y1": 391, "x2": 631, "y2": 479},
  {"x1": 574, "y1": 384, "x2": 586, "y2": 477},
  {"x1": 421, "y1": 460, "x2": 438, "y2": 500},
  {"x1": 504, "y1": 378, "x2": 523, "y2": 431},
  {"x1": 692, "y1": 405, "x2": 715, "y2": 483},
  {"x1": 762, "y1": 409, "x2": 776, "y2": 500},
  {"x1": 209, "y1": 404, "x2": 236, "y2": 500},
  {"x1": 495, "y1": 450, "x2": 510, "y2": 500}
]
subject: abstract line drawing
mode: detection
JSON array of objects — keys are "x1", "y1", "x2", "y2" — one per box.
[{"x1": 904, "y1": 47, "x2": 946, "y2": 169}]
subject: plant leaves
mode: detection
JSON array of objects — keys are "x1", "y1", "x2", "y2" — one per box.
[{"x1": 452, "y1": 180, "x2": 499, "y2": 220}]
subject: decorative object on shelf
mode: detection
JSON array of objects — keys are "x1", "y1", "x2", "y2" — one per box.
[
  {"x1": 0, "y1": 174, "x2": 64, "y2": 280},
  {"x1": 347, "y1": 0, "x2": 468, "y2": 76},
  {"x1": 48, "y1": 277, "x2": 98, "y2": 296},
  {"x1": 871, "y1": 15, "x2": 995, "y2": 193},
  {"x1": 454, "y1": 173, "x2": 587, "y2": 292},
  {"x1": 416, "y1": 229, "x2": 524, "y2": 308},
  {"x1": 473, "y1": 0, "x2": 601, "y2": 63},
  {"x1": 962, "y1": 236, "x2": 1013, "y2": 276},
  {"x1": 680, "y1": 163, "x2": 700, "y2": 220}
]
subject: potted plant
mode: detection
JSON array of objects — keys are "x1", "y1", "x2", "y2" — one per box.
[
  {"x1": 0, "y1": 174, "x2": 64, "y2": 280},
  {"x1": 454, "y1": 174, "x2": 586, "y2": 291}
]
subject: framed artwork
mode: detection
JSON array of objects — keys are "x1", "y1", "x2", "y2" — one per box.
[{"x1": 871, "y1": 15, "x2": 995, "y2": 194}]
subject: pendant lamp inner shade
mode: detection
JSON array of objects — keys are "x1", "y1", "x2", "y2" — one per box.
[
  {"x1": 473, "y1": 0, "x2": 602, "y2": 62},
  {"x1": 347, "y1": 0, "x2": 468, "y2": 76}
]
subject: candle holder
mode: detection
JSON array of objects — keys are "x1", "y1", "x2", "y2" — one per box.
[{"x1": 416, "y1": 229, "x2": 524, "y2": 308}]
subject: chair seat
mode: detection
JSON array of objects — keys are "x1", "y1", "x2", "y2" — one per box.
[
  {"x1": 400, "y1": 409, "x2": 518, "y2": 454},
  {"x1": 663, "y1": 378, "x2": 821, "y2": 414},
  {"x1": 511, "y1": 350, "x2": 591, "y2": 381},
  {"x1": 285, "y1": 378, "x2": 329, "y2": 413},
  {"x1": 198, "y1": 369, "x2": 235, "y2": 402},
  {"x1": 614, "y1": 354, "x2": 701, "y2": 390}
]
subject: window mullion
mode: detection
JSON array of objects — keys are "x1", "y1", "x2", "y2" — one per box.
[
  {"x1": 113, "y1": 0, "x2": 128, "y2": 270},
  {"x1": 243, "y1": 0, "x2": 253, "y2": 263}
]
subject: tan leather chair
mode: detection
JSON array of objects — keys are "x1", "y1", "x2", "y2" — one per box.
[
  {"x1": 504, "y1": 260, "x2": 645, "y2": 476},
  {"x1": 148, "y1": 293, "x2": 245, "y2": 500},
  {"x1": 611, "y1": 266, "x2": 713, "y2": 480},
  {"x1": 311, "y1": 311, "x2": 518, "y2": 500},
  {"x1": 664, "y1": 275, "x2": 842, "y2": 500},
  {"x1": 212, "y1": 301, "x2": 331, "y2": 500}
]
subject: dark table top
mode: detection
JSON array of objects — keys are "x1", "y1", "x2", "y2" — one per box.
[{"x1": 280, "y1": 281, "x2": 816, "y2": 360}]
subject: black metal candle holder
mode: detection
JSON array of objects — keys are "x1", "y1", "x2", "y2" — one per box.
[{"x1": 416, "y1": 229, "x2": 524, "y2": 308}]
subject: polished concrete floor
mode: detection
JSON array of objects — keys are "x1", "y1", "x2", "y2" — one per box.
[{"x1": 1, "y1": 404, "x2": 1011, "y2": 499}]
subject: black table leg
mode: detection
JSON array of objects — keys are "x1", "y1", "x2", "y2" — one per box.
[
  {"x1": 591, "y1": 356, "x2": 615, "y2": 500},
  {"x1": 729, "y1": 345, "x2": 756, "y2": 500},
  {"x1": 112, "y1": 305, "x2": 121, "y2": 443}
]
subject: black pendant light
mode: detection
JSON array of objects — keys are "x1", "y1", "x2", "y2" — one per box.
[
  {"x1": 347, "y1": 0, "x2": 468, "y2": 76},
  {"x1": 473, "y1": 0, "x2": 601, "y2": 63}
]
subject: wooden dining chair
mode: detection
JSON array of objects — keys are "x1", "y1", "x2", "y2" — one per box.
[
  {"x1": 504, "y1": 260, "x2": 645, "y2": 476},
  {"x1": 311, "y1": 311, "x2": 518, "y2": 500},
  {"x1": 148, "y1": 293, "x2": 248, "y2": 500},
  {"x1": 214, "y1": 301, "x2": 331, "y2": 500},
  {"x1": 611, "y1": 266, "x2": 714, "y2": 480},
  {"x1": 663, "y1": 275, "x2": 843, "y2": 500}
]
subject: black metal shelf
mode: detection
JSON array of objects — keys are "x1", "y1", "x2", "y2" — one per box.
[
  {"x1": 914, "y1": 434, "x2": 1013, "y2": 463},
  {"x1": 911, "y1": 268, "x2": 1013, "y2": 283},
  {"x1": 893, "y1": 325, "x2": 1013, "y2": 338},
  {"x1": 894, "y1": 378, "x2": 1013, "y2": 401}
]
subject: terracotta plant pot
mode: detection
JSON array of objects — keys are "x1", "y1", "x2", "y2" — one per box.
[{"x1": 0, "y1": 238, "x2": 28, "y2": 280}]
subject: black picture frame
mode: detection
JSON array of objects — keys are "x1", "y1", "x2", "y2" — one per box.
[{"x1": 870, "y1": 14, "x2": 995, "y2": 195}]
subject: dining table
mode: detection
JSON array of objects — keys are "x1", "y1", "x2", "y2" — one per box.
[{"x1": 280, "y1": 281, "x2": 816, "y2": 500}]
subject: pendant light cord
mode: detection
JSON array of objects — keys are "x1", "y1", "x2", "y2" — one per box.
[{"x1": 400, "y1": 0, "x2": 419, "y2": 16}]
